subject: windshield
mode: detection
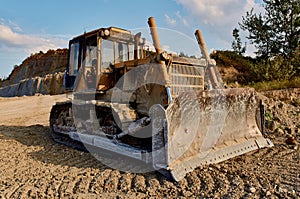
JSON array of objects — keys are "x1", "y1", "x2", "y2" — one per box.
[
  {"x1": 85, "y1": 36, "x2": 98, "y2": 68},
  {"x1": 100, "y1": 39, "x2": 137, "y2": 72},
  {"x1": 101, "y1": 39, "x2": 115, "y2": 72}
]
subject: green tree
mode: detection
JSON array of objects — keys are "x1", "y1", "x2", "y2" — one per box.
[
  {"x1": 237, "y1": 0, "x2": 300, "y2": 81},
  {"x1": 232, "y1": 28, "x2": 246, "y2": 55},
  {"x1": 239, "y1": 0, "x2": 300, "y2": 59},
  {"x1": 179, "y1": 52, "x2": 187, "y2": 57}
]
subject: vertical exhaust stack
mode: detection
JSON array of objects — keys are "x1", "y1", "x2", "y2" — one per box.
[
  {"x1": 134, "y1": 32, "x2": 142, "y2": 60},
  {"x1": 148, "y1": 17, "x2": 172, "y2": 103},
  {"x1": 195, "y1": 30, "x2": 223, "y2": 89},
  {"x1": 147, "y1": 17, "x2": 163, "y2": 56}
]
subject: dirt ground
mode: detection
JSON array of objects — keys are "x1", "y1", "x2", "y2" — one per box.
[{"x1": 0, "y1": 91, "x2": 299, "y2": 199}]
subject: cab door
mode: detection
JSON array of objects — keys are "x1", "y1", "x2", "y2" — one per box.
[
  {"x1": 65, "y1": 39, "x2": 83, "y2": 90},
  {"x1": 97, "y1": 38, "x2": 115, "y2": 91}
]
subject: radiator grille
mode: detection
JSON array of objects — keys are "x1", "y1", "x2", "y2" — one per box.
[{"x1": 169, "y1": 63, "x2": 204, "y2": 96}]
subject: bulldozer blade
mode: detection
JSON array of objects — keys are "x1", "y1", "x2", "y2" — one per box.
[{"x1": 150, "y1": 88, "x2": 273, "y2": 181}]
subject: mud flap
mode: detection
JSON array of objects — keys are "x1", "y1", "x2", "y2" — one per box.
[{"x1": 150, "y1": 88, "x2": 273, "y2": 181}]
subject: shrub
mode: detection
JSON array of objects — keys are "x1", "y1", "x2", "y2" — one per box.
[{"x1": 211, "y1": 50, "x2": 300, "y2": 86}]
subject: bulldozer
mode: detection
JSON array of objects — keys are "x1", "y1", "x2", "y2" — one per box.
[{"x1": 50, "y1": 17, "x2": 273, "y2": 181}]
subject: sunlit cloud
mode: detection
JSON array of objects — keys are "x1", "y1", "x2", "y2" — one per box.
[
  {"x1": 0, "y1": 21, "x2": 68, "y2": 54},
  {"x1": 176, "y1": 0, "x2": 263, "y2": 27},
  {"x1": 164, "y1": 14, "x2": 177, "y2": 26},
  {"x1": 0, "y1": 20, "x2": 69, "y2": 78},
  {"x1": 176, "y1": 11, "x2": 189, "y2": 27},
  {"x1": 175, "y1": 0, "x2": 264, "y2": 55},
  {"x1": 8, "y1": 19, "x2": 23, "y2": 32}
]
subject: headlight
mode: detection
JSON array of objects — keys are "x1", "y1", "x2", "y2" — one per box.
[
  {"x1": 139, "y1": 38, "x2": 145, "y2": 45},
  {"x1": 101, "y1": 29, "x2": 110, "y2": 37}
]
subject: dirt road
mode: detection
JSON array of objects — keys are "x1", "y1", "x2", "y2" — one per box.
[{"x1": 0, "y1": 92, "x2": 299, "y2": 198}]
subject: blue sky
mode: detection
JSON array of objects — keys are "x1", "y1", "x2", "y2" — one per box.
[{"x1": 0, "y1": 0, "x2": 264, "y2": 78}]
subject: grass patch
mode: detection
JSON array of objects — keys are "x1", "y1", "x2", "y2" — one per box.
[{"x1": 246, "y1": 77, "x2": 300, "y2": 91}]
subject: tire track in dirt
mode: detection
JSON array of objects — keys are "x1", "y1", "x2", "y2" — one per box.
[
  {"x1": 119, "y1": 173, "x2": 135, "y2": 193},
  {"x1": 208, "y1": 167, "x2": 231, "y2": 197},
  {"x1": 197, "y1": 168, "x2": 216, "y2": 196},
  {"x1": 1, "y1": 183, "x2": 24, "y2": 198},
  {"x1": 1, "y1": 92, "x2": 300, "y2": 198},
  {"x1": 1, "y1": 128, "x2": 299, "y2": 198}
]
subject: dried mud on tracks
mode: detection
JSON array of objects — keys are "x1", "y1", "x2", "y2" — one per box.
[{"x1": 0, "y1": 92, "x2": 299, "y2": 198}]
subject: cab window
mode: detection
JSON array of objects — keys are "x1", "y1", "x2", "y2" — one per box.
[
  {"x1": 100, "y1": 39, "x2": 138, "y2": 73},
  {"x1": 85, "y1": 36, "x2": 98, "y2": 67},
  {"x1": 69, "y1": 42, "x2": 80, "y2": 75},
  {"x1": 101, "y1": 39, "x2": 114, "y2": 73}
]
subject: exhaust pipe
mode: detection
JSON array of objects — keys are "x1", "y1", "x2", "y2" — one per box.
[
  {"x1": 195, "y1": 30, "x2": 222, "y2": 89},
  {"x1": 148, "y1": 17, "x2": 172, "y2": 103}
]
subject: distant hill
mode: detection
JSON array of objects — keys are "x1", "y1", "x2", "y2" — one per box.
[
  {"x1": 0, "y1": 49, "x2": 68, "y2": 97},
  {"x1": 1, "y1": 49, "x2": 68, "y2": 87}
]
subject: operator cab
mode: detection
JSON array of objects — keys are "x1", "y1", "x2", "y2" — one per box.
[{"x1": 64, "y1": 27, "x2": 146, "y2": 92}]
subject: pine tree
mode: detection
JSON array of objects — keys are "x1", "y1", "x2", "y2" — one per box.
[
  {"x1": 239, "y1": 0, "x2": 300, "y2": 59},
  {"x1": 232, "y1": 28, "x2": 246, "y2": 55}
]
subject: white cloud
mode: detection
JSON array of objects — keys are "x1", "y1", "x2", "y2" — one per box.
[
  {"x1": 0, "y1": 22, "x2": 68, "y2": 54},
  {"x1": 177, "y1": 0, "x2": 263, "y2": 26},
  {"x1": 165, "y1": 14, "x2": 177, "y2": 26},
  {"x1": 176, "y1": 0, "x2": 264, "y2": 54},
  {"x1": 0, "y1": 21, "x2": 69, "y2": 78},
  {"x1": 176, "y1": 11, "x2": 189, "y2": 27},
  {"x1": 8, "y1": 20, "x2": 23, "y2": 32}
]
